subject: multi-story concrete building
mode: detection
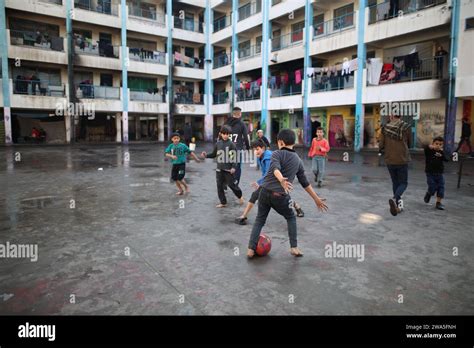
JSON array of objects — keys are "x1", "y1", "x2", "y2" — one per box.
[{"x1": 0, "y1": 0, "x2": 473, "y2": 151}]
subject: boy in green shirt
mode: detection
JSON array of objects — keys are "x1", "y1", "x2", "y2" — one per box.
[{"x1": 165, "y1": 132, "x2": 200, "y2": 195}]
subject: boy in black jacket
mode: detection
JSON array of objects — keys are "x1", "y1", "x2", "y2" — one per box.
[
  {"x1": 225, "y1": 107, "x2": 250, "y2": 185},
  {"x1": 247, "y1": 129, "x2": 328, "y2": 258},
  {"x1": 201, "y1": 125, "x2": 244, "y2": 208},
  {"x1": 424, "y1": 136, "x2": 449, "y2": 210}
]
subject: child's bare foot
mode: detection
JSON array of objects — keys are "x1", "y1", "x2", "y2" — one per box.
[
  {"x1": 176, "y1": 191, "x2": 184, "y2": 196},
  {"x1": 247, "y1": 249, "x2": 255, "y2": 258},
  {"x1": 216, "y1": 203, "x2": 227, "y2": 208},
  {"x1": 290, "y1": 247, "x2": 304, "y2": 257},
  {"x1": 185, "y1": 188, "x2": 190, "y2": 194},
  {"x1": 238, "y1": 197, "x2": 244, "y2": 205}
]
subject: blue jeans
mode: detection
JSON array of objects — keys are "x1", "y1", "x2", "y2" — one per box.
[
  {"x1": 426, "y1": 173, "x2": 445, "y2": 199},
  {"x1": 387, "y1": 164, "x2": 408, "y2": 203},
  {"x1": 248, "y1": 188, "x2": 297, "y2": 250},
  {"x1": 312, "y1": 156, "x2": 326, "y2": 182}
]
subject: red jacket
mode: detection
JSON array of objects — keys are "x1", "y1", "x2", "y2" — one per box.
[{"x1": 309, "y1": 138, "x2": 330, "y2": 158}]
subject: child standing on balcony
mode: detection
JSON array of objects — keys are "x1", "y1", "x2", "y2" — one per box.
[{"x1": 308, "y1": 127, "x2": 330, "y2": 188}]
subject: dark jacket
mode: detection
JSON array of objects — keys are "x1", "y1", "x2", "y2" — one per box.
[
  {"x1": 225, "y1": 117, "x2": 250, "y2": 150},
  {"x1": 206, "y1": 139, "x2": 238, "y2": 171},
  {"x1": 424, "y1": 146, "x2": 449, "y2": 174},
  {"x1": 462, "y1": 121, "x2": 472, "y2": 138},
  {"x1": 258, "y1": 135, "x2": 270, "y2": 148},
  {"x1": 379, "y1": 119, "x2": 412, "y2": 165}
]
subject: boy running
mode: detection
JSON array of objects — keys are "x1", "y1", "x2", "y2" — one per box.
[
  {"x1": 247, "y1": 129, "x2": 328, "y2": 258},
  {"x1": 165, "y1": 132, "x2": 201, "y2": 195},
  {"x1": 424, "y1": 136, "x2": 449, "y2": 210},
  {"x1": 235, "y1": 140, "x2": 304, "y2": 225},
  {"x1": 201, "y1": 125, "x2": 244, "y2": 208}
]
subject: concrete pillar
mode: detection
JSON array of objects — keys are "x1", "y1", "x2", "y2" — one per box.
[
  {"x1": 261, "y1": 0, "x2": 271, "y2": 140},
  {"x1": 135, "y1": 115, "x2": 140, "y2": 140},
  {"x1": 302, "y1": 0, "x2": 313, "y2": 146},
  {"x1": 354, "y1": 0, "x2": 367, "y2": 152},
  {"x1": 158, "y1": 114, "x2": 165, "y2": 142},
  {"x1": 204, "y1": 0, "x2": 214, "y2": 142},
  {"x1": 1, "y1": 0, "x2": 12, "y2": 144},
  {"x1": 116, "y1": 112, "x2": 122, "y2": 143},
  {"x1": 64, "y1": 114, "x2": 71, "y2": 143},
  {"x1": 121, "y1": 0, "x2": 129, "y2": 144}
]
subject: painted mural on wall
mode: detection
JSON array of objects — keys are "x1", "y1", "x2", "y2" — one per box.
[{"x1": 416, "y1": 110, "x2": 445, "y2": 147}]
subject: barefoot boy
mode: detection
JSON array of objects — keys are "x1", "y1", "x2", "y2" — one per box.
[
  {"x1": 201, "y1": 125, "x2": 244, "y2": 208},
  {"x1": 165, "y1": 132, "x2": 200, "y2": 195},
  {"x1": 247, "y1": 129, "x2": 328, "y2": 258}
]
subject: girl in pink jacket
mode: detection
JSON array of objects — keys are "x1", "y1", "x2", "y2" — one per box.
[{"x1": 308, "y1": 127, "x2": 330, "y2": 187}]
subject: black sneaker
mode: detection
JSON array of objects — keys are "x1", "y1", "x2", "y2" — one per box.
[
  {"x1": 314, "y1": 176, "x2": 318, "y2": 183},
  {"x1": 424, "y1": 192, "x2": 431, "y2": 204},
  {"x1": 389, "y1": 198, "x2": 398, "y2": 216},
  {"x1": 295, "y1": 206, "x2": 304, "y2": 217},
  {"x1": 317, "y1": 181, "x2": 322, "y2": 188},
  {"x1": 235, "y1": 217, "x2": 247, "y2": 225},
  {"x1": 436, "y1": 202, "x2": 445, "y2": 210}
]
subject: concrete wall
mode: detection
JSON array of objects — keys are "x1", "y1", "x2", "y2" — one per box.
[{"x1": 455, "y1": 0, "x2": 474, "y2": 98}]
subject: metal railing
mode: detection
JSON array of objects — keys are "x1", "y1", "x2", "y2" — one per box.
[
  {"x1": 270, "y1": 83, "x2": 302, "y2": 97},
  {"x1": 10, "y1": 30, "x2": 64, "y2": 51},
  {"x1": 174, "y1": 93, "x2": 204, "y2": 104},
  {"x1": 271, "y1": 29, "x2": 304, "y2": 52},
  {"x1": 238, "y1": 44, "x2": 261, "y2": 60},
  {"x1": 312, "y1": 73, "x2": 355, "y2": 92},
  {"x1": 130, "y1": 89, "x2": 163, "y2": 102},
  {"x1": 213, "y1": 53, "x2": 230, "y2": 68},
  {"x1": 238, "y1": 0, "x2": 261, "y2": 21},
  {"x1": 368, "y1": 0, "x2": 447, "y2": 24},
  {"x1": 13, "y1": 79, "x2": 65, "y2": 97},
  {"x1": 375, "y1": 56, "x2": 446, "y2": 84},
  {"x1": 76, "y1": 84, "x2": 120, "y2": 99},
  {"x1": 128, "y1": 6, "x2": 164, "y2": 24},
  {"x1": 174, "y1": 59, "x2": 204, "y2": 69},
  {"x1": 213, "y1": 14, "x2": 232, "y2": 32},
  {"x1": 129, "y1": 48, "x2": 166, "y2": 64},
  {"x1": 74, "y1": 41, "x2": 120, "y2": 58},
  {"x1": 213, "y1": 91, "x2": 229, "y2": 104},
  {"x1": 237, "y1": 88, "x2": 260, "y2": 101},
  {"x1": 74, "y1": 0, "x2": 118, "y2": 16},
  {"x1": 313, "y1": 12, "x2": 355, "y2": 39},
  {"x1": 174, "y1": 17, "x2": 204, "y2": 33}
]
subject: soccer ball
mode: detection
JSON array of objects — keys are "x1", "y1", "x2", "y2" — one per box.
[{"x1": 256, "y1": 234, "x2": 272, "y2": 256}]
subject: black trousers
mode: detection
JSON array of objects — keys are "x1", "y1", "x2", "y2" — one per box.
[{"x1": 216, "y1": 170, "x2": 242, "y2": 204}]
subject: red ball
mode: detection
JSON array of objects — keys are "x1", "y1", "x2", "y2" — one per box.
[{"x1": 256, "y1": 234, "x2": 272, "y2": 256}]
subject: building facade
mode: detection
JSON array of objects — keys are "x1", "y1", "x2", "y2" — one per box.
[{"x1": 0, "y1": 0, "x2": 473, "y2": 150}]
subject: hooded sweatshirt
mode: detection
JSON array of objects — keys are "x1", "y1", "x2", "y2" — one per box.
[
  {"x1": 257, "y1": 149, "x2": 272, "y2": 185},
  {"x1": 225, "y1": 116, "x2": 250, "y2": 151},
  {"x1": 379, "y1": 118, "x2": 412, "y2": 165}
]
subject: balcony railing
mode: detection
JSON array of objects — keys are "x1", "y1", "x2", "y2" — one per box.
[
  {"x1": 76, "y1": 84, "x2": 120, "y2": 99},
  {"x1": 368, "y1": 0, "x2": 447, "y2": 24},
  {"x1": 74, "y1": 41, "x2": 120, "y2": 58},
  {"x1": 174, "y1": 17, "x2": 204, "y2": 33},
  {"x1": 374, "y1": 56, "x2": 446, "y2": 85},
  {"x1": 270, "y1": 83, "x2": 302, "y2": 97},
  {"x1": 74, "y1": 0, "x2": 118, "y2": 16},
  {"x1": 213, "y1": 91, "x2": 229, "y2": 104},
  {"x1": 213, "y1": 14, "x2": 232, "y2": 33},
  {"x1": 271, "y1": 29, "x2": 303, "y2": 52},
  {"x1": 10, "y1": 30, "x2": 64, "y2": 52},
  {"x1": 214, "y1": 53, "x2": 230, "y2": 69},
  {"x1": 238, "y1": 0, "x2": 261, "y2": 21},
  {"x1": 175, "y1": 93, "x2": 203, "y2": 105},
  {"x1": 13, "y1": 79, "x2": 65, "y2": 97},
  {"x1": 128, "y1": 5, "x2": 163, "y2": 23},
  {"x1": 312, "y1": 73, "x2": 355, "y2": 92},
  {"x1": 129, "y1": 48, "x2": 166, "y2": 64},
  {"x1": 130, "y1": 89, "x2": 164, "y2": 102},
  {"x1": 174, "y1": 60, "x2": 204, "y2": 69},
  {"x1": 238, "y1": 44, "x2": 261, "y2": 60},
  {"x1": 237, "y1": 88, "x2": 260, "y2": 101},
  {"x1": 313, "y1": 12, "x2": 355, "y2": 39}
]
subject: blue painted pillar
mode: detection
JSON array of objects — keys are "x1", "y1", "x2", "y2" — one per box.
[
  {"x1": 231, "y1": 0, "x2": 238, "y2": 110},
  {"x1": 261, "y1": 0, "x2": 270, "y2": 140},
  {"x1": 354, "y1": 0, "x2": 367, "y2": 152},
  {"x1": 204, "y1": 0, "x2": 214, "y2": 141},
  {"x1": 0, "y1": 0, "x2": 12, "y2": 144},
  {"x1": 166, "y1": 0, "x2": 173, "y2": 139},
  {"x1": 121, "y1": 0, "x2": 129, "y2": 144},
  {"x1": 302, "y1": 0, "x2": 313, "y2": 146},
  {"x1": 444, "y1": 0, "x2": 460, "y2": 154}
]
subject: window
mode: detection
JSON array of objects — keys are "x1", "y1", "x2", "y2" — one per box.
[
  {"x1": 238, "y1": 40, "x2": 251, "y2": 58},
  {"x1": 333, "y1": 3, "x2": 354, "y2": 31},
  {"x1": 466, "y1": 17, "x2": 474, "y2": 30},
  {"x1": 185, "y1": 47, "x2": 194, "y2": 58},
  {"x1": 100, "y1": 74, "x2": 113, "y2": 87},
  {"x1": 291, "y1": 21, "x2": 304, "y2": 42},
  {"x1": 313, "y1": 14, "x2": 324, "y2": 36},
  {"x1": 255, "y1": 35, "x2": 262, "y2": 53},
  {"x1": 185, "y1": 13, "x2": 194, "y2": 31},
  {"x1": 214, "y1": 15, "x2": 227, "y2": 32},
  {"x1": 239, "y1": 2, "x2": 251, "y2": 21}
]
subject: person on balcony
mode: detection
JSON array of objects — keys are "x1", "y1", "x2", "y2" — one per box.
[{"x1": 435, "y1": 45, "x2": 448, "y2": 79}]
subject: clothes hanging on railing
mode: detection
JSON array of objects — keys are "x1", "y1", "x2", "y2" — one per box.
[
  {"x1": 295, "y1": 69, "x2": 302, "y2": 84},
  {"x1": 367, "y1": 58, "x2": 383, "y2": 85}
]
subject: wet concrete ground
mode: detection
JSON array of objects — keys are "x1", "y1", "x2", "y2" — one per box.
[{"x1": 0, "y1": 144, "x2": 473, "y2": 315}]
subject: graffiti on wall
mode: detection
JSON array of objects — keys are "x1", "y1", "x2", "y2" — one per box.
[{"x1": 417, "y1": 110, "x2": 445, "y2": 147}]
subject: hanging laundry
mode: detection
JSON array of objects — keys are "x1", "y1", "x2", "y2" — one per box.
[
  {"x1": 342, "y1": 60, "x2": 350, "y2": 75},
  {"x1": 382, "y1": 63, "x2": 393, "y2": 71},
  {"x1": 306, "y1": 67, "x2": 315, "y2": 78},
  {"x1": 193, "y1": 93, "x2": 201, "y2": 103},
  {"x1": 270, "y1": 76, "x2": 277, "y2": 89},
  {"x1": 189, "y1": 57, "x2": 195, "y2": 66},
  {"x1": 295, "y1": 69, "x2": 302, "y2": 84},
  {"x1": 348, "y1": 58, "x2": 358, "y2": 73},
  {"x1": 367, "y1": 58, "x2": 383, "y2": 85},
  {"x1": 376, "y1": 2, "x2": 390, "y2": 21},
  {"x1": 174, "y1": 52, "x2": 181, "y2": 62},
  {"x1": 256, "y1": 77, "x2": 262, "y2": 86},
  {"x1": 281, "y1": 73, "x2": 289, "y2": 84}
]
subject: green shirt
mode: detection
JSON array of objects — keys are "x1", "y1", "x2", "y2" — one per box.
[{"x1": 165, "y1": 142, "x2": 191, "y2": 165}]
